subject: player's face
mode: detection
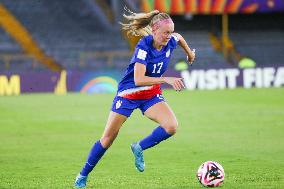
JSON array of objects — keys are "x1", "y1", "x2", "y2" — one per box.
[{"x1": 153, "y1": 22, "x2": 174, "y2": 47}]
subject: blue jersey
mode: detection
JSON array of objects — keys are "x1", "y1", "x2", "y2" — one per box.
[{"x1": 117, "y1": 34, "x2": 179, "y2": 99}]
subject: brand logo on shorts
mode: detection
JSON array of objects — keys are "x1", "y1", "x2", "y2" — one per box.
[
  {"x1": 116, "y1": 100, "x2": 122, "y2": 109},
  {"x1": 157, "y1": 94, "x2": 164, "y2": 100}
]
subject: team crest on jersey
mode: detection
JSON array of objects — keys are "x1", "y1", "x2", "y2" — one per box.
[
  {"x1": 166, "y1": 49, "x2": 171, "y2": 58},
  {"x1": 116, "y1": 100, "x2": 122, "y2": 109}
]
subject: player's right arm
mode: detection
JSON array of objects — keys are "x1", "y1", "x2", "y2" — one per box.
[{"x1": 134, "y1": 62, "x2": 185, "y2": 91}]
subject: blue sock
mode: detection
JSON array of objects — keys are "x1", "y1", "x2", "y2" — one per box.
[
  {"x1": 80, "y1": 140, "x2": 107, "y2": 176},
  {"x1": 139, "y1": 126, "x2": 172, "y2": 150}
]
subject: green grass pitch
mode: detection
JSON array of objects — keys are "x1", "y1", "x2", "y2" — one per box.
[{"x1": 0, "y1": 88, "x2": 283, "y2": 189}]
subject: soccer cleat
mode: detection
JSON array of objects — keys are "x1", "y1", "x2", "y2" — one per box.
[
  {"x1": 131, "y1": 142, "x2": 145, "y2": 172},
  {"x1": 74, "y1": 173, "x2": 88, "y2": 188}
]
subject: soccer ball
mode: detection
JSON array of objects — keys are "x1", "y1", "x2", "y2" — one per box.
[{"x1": 197, "y1": 161, "x2": 225, "y2": 187}]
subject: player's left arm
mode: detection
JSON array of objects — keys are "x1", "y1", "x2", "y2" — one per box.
[{"x1": 173, "y1": 32, "x2": 196, "y2": 64}]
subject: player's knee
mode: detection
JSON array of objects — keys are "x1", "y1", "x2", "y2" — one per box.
[
  {"x1": 163, "y1": 121, "x2": 178, "y2": 135},
  {"x1": 100, "y1": 137, "x2": 114, "y2": 148},
  {"x1": 100, "y1": 134, "x2": 117, "y2": 148}
]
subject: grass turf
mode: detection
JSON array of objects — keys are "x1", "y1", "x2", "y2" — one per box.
[{"x1": 0, "y1": 88, "x2": 283, "y2": 189}]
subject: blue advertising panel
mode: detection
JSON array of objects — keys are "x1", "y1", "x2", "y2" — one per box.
[{"x1": 0, "y1": 67, "x2": 283, "y2": 95}]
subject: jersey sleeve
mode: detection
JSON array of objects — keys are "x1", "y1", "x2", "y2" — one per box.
[
  {"x1": 132, "y1": 38, "x2": 149, "y2": 65},
  {"x1": 169, "y1": 34, "x2": 179, "y2": 49}
]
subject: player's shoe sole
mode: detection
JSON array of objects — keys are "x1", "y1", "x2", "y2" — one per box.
[
  {"x1": 131, "y1": 142, "x2": 145, "y2": 172},
  {"x1": 74, "y1": 173, "x2": 88, "y2": 188}
]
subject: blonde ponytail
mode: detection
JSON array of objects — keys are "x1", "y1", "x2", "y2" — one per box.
[{"x1": 120, "y1": 7, "x2": 171, "y2": 37}]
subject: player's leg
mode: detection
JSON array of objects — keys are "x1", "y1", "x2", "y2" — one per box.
[
  {"x1": 80, "y1": 111, "x2": 128, "y2": 176},
  {"x1": 100, "y1": 111, "x2": 128, "y2": 148},
  {"x1": 140, "y1": 101, "x2": 178, "y2": 150},
  {"x1": 75, "y1": 111, "x2": 127, "y2": 188},
  {"x1": 131, "y1": 95, "x2": 178, "y2": 172}
]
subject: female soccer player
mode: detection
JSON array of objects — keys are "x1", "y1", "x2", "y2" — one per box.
[{"x1": 75, "y1": 9, "x2": 195, "y2": 188}]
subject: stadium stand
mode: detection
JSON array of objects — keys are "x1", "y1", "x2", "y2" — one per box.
[
  {"x1": 0, "y1": 0, "x2": 283, "y2": 71},
  {"x1": 0, "y1": 0, "x2": 129, "y2": 70},
  {"x1": 0, "y1": 28, "x2": 22, "y2": 54},
  {"x1": 0, "y1": 28, "x2": 38, "y2": 71},
  {"x1": 172, "y1": 31, "x2": 227, "y2": 69},
  {"x1": 231, "y1": 31, "x2": 284, "y2": 66}
]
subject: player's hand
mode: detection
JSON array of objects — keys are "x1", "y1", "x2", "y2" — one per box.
[
  {"x1": 164, "y1": 77, "x2": 185, "y2": 91},
  {"x1": 187, "y1": 49, "x2": 196, "y2": 65}
]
